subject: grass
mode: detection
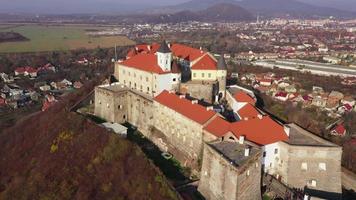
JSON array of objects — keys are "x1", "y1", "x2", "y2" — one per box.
[{"x1": 0, "y1": 24, "x2": 135, "y2": 53}]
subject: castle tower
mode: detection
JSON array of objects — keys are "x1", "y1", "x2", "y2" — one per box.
[
  {"x1": 216, "y1": 55, "x2": 227, "y2": 100},
  {"x1": 157, "y1": 40, "x2": 172, "y2": 72}
]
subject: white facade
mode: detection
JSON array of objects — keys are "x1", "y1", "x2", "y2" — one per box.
[
  {"x1": 262, "y1": 142, "x2": 281, "y2": 174},
  {"x1": 157, "y1": 52, "x2": 172, "y2": 72}
]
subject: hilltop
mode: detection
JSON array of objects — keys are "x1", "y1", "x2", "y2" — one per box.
[{"x1": 0, "y1": 83, "x2": 179, "y2": 200}]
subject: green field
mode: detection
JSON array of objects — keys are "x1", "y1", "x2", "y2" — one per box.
[{"x1": 0, "y1": 24, "x2": 135, "y2": 53}]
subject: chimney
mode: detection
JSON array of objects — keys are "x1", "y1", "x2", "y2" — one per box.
[
  {"x1": 179, "y1": 95, "x2": 185, "y2": 99},
  {"x1": 244, "y1": 117, "x2": 249, "y2": 121},
  {"x1": 257, "y1": 114, "x2": 263, "y2": 119},
  {"x1": 244, "y1": 147, "x2": 250, "y2": 157},
  {"x1": 168, "y1": 90, "x2": 175, "y2": 94},
  {"x1": 192, "y1": 100, "x2": 198, "y2": 104},
  {"x1": 147, "y1": 45, "x2": 151, "y2": 51},
  {"x1": 239, "y1": 136, "x2": 245, "y2": 144},
  {"x1": 135, "y1": 47, "x2": 139, "y2": 51},
  {"x1": 206, "y1": 106, "x2": 213, "y2": 111}
]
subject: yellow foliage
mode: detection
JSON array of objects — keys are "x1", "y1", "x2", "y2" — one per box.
[{"x1": 50, "y1": 143, "x2": 58, "y2": 153}]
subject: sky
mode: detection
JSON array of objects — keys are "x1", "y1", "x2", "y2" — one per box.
[{"x1": 0, "y1": 0, "x2": 355, "y2": 14}]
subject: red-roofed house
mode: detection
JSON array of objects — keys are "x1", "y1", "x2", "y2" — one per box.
[
  {"x1": 116, "y1": 41, "x2": 226, "y2": 97},
  {"x1": 116, "y1": 41, "x2": 181, "y2": 97},
  {"x1": 14, "y1": 67, "x2": 26, "y2": 76},
  {"x1": 274, "y1": 91, "x2": 289, "y2": 102},
  {"x1": 331, "y1": 124, "x2": 347, "y2": 137},
  {"x1": 15, "y1": 66, "x2": 37, "y2": 77}
]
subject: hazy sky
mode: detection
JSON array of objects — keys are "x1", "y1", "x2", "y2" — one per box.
[{"x1": 1, "y1": 0, "x2": 355, "y2": 14}]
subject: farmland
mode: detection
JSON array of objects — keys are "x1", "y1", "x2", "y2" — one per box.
[{"x1": 0, "y1": 24, "x2": 135, "y2": 53}]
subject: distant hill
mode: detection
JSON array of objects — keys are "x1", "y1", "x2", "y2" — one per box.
[
  {"x1": 238, "y1": 0, "x2": 356, "y2": 18},
  {"x1": 0, "y1": 84, "x2": 179, "y2": 200},
  {"x1": 200, "y1": 3, "x2": 253, "y2": 21},
  {"x1": 147, "y1": 0, "x2": 356, "y2": 18},
  {"x1": 141, "y1": 3, "x2": 253, "y2": 23}
]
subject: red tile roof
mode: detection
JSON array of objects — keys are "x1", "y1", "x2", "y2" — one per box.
[
  {"x1": 121, "y1": 54, "x2": 167, "y2": 74},
  {"x1": 238, "y1": 103, "x2": 261, "y2": 119},
  {"x1": 154, "y1": 90, "x2": 216, "y2": 125},
  {"x1": 191, "y1": 54, "x2": 217, "y2": 70},
  {"x1": 230, "y1": 116, "x2": 288, "y2": 145},
  {"x1": 332, "y1": 124, "x2": 346, "y2": 136},
  {"x1": 170, "y1": 43, "x2": 205, "y2": 61},
  {"x1": 275, "y1": 92, "x2": 288, "y2": 98},
  {"x1": 204, "y1": 116, "x2": 288, "y2": 145},
  {"x1": 233, "y1": 91, "x2": 256, "y2": 105},
  {"x1": 204, "y1": 117, "x2": 231, "y2": 137}
]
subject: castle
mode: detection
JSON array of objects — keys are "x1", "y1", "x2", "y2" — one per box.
[{"x1": 94, "y1": 41, "x2": 342, "y2": 200}]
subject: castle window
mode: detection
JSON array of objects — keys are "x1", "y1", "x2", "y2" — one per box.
[
  {"x1": 246, "y1": 170, "x2": 250, "y2": 176},
  {"x1": 263, "y1": 151, "x2": 266, "y2": 157},
  {"x1": 307, "y1": 179, "x2": 317, "y2": 187},
  {"x1": 147, "y1": 87, "x2": 150, "y2": 92},
  {"x1": 118, "y1": 105, "x2": 123, "y2": 110},
  {"x1": 193, "y1": 73, "x2": 196, "y2": 77},
  {"x1": 134, "y1": 73, "x2": 136, "y2": 78},
  {"x1": 123, "y1": 115, "x2": 126, "y2": 119},
  {"x1": 208, "y1": 73, "x2": 211, "y2": 78},
  {"x1": 128, "y1": 72, "x2": 131, "y2": 76},
  {"x1": 319, "y1": 163, "x2": 326, "y2": 171},
  {"x1": 146, "y1": 77, "x2": 149, "y2": 82},
  {"x1": 229, "y1": 136, "x2": 235, "y2": 141},
  {"x1": 202, "y1": 73, "x2": 205, "y2": 78},
  {"x1": 301, "y1": 162, "x2": 308, "y2": 171},
  {"x1": 173, "y1": 78, "x2": 176, "y2": 82},
  {"x1": 274, "y1": 148, "x2": 278, "y2": 154},
  {"x1": 140, "y1": 75, "x2": 142, "y2": 80}
]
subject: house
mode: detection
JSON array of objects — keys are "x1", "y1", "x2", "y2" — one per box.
[
  {"x1": 312, "y1": 86, "x2": 324, "y2": 94},
  {"x1": 14, "y1": 67, "x2": 26, "y2": 76},
  {"x1": 39, "y1": 84, "x2": 51, "y2": 92},
  {"x1": 115, "y1": 41, "x2": 226, "y2": 97},
  {"x1": 40, "y1": 63, "x2": 56, "y2": 72},
  {"x1": 259, "y1": 79, "x2": 272, "y2": 86},
  {"x1": 337, "y1": 104, "x2": 353, "y2": 114},
  {"x1": 327, "y1": 91, "x2": 344, "y2": 110},
  {"x1": 274, "y1": 91, "x2": 289, "y2": 102},
  {"x1": 24, "y1": 67, "x2": 38, "y2": 78},
  {"x1": 285, "y1": 85, "x2": 297, "y2": 93},
  {"x1": 0, "y1": 97, "x2": 6, "y2": 106},
  {"x1": 331, "y1": 124, "x2": 347, "y2": 137},
  {"x1": 341, "y1": 96, "x2": 355, "y2": 107},
  {"x1": 77, "y1": 58, "x2": 89, "y2": 65},
  {"x1": 0, "y1": 73, "x2": 14, "y2": 83},
  {"x1": 311, "y1": 96, "x2": 327, "y2": 108},
  {"x1": 277, "y1": 81, "x2": 290, "y2": 89},
  {"x1": 73, "y1": 81, "x2": 83, "y2": 89}
]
